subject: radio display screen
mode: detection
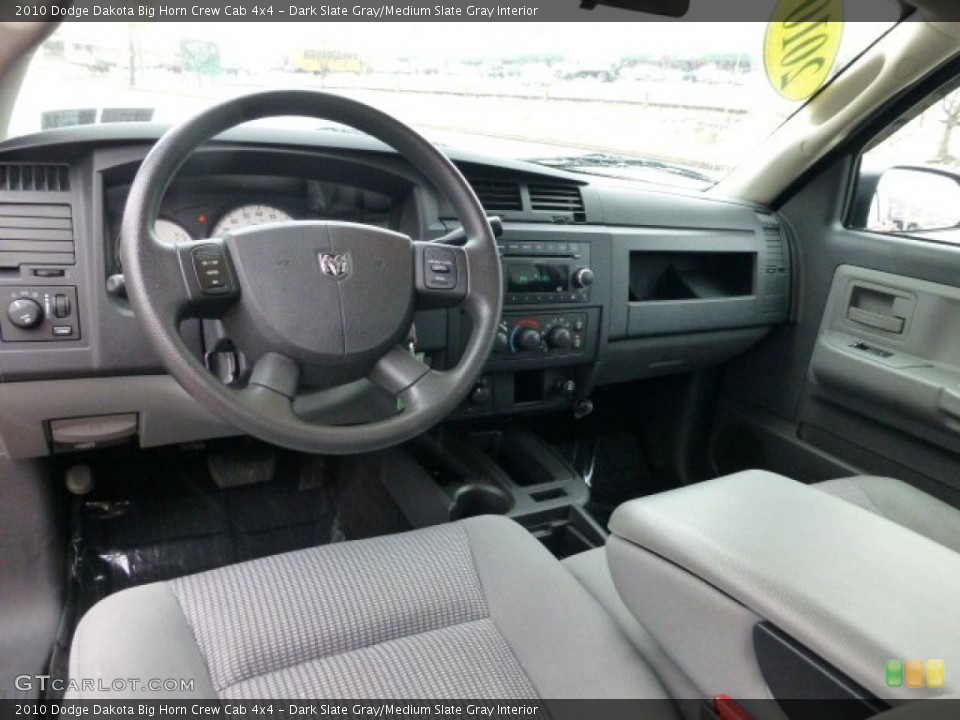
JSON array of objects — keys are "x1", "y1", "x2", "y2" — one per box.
[{"x1": 507, "y1": 264, "x2": 569, "y2": 293}]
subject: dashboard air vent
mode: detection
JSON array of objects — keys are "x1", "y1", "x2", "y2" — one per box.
[
  {"x1": 529, "y1": 183, "x2": 585, "y2": 222},
  {"x1": 468, "y1": 179, "x2": 523, "y2": 212},
  {"x1": 757, "y1": 211, "x2": 786, "y2": 272},
  {"x1": 0, "y1": 164, "x2": 70, "y2": 192},
  {"x1": 0, "y1": 204, "x2": 75, "y2": 268}
]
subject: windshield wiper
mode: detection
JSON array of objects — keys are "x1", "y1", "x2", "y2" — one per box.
[{"x1": 529, "y1": 152, "x2": 715, "y2": 184}]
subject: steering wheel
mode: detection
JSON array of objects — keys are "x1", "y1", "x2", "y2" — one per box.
[{"x1": 121, "y1": 91, "x2": 502, "y2": 454}]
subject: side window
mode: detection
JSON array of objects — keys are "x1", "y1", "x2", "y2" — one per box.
[{"x1": 851, "y1": 82, "x2": 960, "y2": 243}]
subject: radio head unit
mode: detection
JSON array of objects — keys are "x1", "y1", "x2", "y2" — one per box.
[{"x1": 499, "y1": 240, "x2": 593, "y2": 305}]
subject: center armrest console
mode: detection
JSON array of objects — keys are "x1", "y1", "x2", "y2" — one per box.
[{"x1": 606, "y1": 471, "x2": 960, "y2": 705}]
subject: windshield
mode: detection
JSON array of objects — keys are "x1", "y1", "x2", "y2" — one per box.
[{"x1": 10, "y1": 21, "x2": 897, "y2": 190}]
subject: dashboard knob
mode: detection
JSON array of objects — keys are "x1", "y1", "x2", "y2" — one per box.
[
  {"x1": 515, "y1": 327, "x2": 543, "y2": 352},
  {"x1": 469, "y1": 383, "x2": 492, "y2": 406},
  {"x1": 7, "y1": 298, "x2": 44, "y2": 329},
  {"x1": 546, "y1": 326, "x2": 573, "y2": 350},
  {"x1": 493, "y1": 330, "x2": 509, "y2": 354},
  {"x1": 573, "y1": 267, "x2": 595, "y2": 288}
]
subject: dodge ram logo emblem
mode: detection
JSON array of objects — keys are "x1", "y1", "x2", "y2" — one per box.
[{"x1": 319, "y1": 252, "x2": 350, "y2": 280}]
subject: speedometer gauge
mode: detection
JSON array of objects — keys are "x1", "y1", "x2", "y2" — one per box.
[
  {"x1": 211, "y1": 204, "x2": 293, "y2": 236},
  {"x1": 115, "y1": 218, "x2": 192, "y2": 272},
  {"x1": 154, "y1": 218, "x2": 192, "y2": 246}
]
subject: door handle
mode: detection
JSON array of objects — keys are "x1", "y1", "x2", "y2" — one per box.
[{"x1": 847, "y1": 306, "x2": 905, "y2": 334}]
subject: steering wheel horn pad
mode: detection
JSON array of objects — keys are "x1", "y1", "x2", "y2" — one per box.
[{"x1": 220, "y1": 221, "x2": 415, "y2": 387}]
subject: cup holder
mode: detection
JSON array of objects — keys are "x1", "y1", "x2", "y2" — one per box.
[{"x1": 449, "y1": 483, "x2": 513, "y2": 520}]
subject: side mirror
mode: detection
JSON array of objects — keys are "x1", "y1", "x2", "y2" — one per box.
[{"x1": 867, "y1": 165, "x2": 960, "y2": 238}]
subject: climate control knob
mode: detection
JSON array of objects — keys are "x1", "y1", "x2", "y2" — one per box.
[
  {"x1": 7, "y1": 298, "x2": 44, "y2": 329},
  {"x1": 546, "y1": 326, "x2": 573, "y2": 350},
  {"x1": 493, "y1": 330, "x2": 509, "y2": 354},
  {"x1": 514, "y1": 326, "x2": 543, "y2": 352}
]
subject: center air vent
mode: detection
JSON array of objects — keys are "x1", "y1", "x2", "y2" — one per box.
[
  {"x1": 0, "y1": 204, "x2": 75, "y2": 268},
  {"x1": 468, "y1": 179, "x2": 523, "y2": 212},
  {"x1": 0, "y1": 164, "x2": 70, "y2": 192},
  {"x1": 529, "y1": 183, "x2": 585, "y2": 222}
]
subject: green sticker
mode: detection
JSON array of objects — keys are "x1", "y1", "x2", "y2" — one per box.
[{"x1": 886, "y1": 659, "x2": 904, "y2": 688}]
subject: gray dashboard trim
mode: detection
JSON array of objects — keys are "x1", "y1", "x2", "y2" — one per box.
[{"x1": 0, "y1": 375, "x2": 235, "y2": 459}]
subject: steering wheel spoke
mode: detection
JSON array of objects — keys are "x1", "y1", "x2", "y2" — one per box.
[
  {"x1": 234, "y1": 352, "x2": 302, "y2": 427},
  {"x1": 368, "y1": 345, "x2": 431, "y2": 396},
  {"x1": 248, "y1": 352, "x2": 300, "y2": 398},
  {"x1": 369, "y1": 346, "x2": 453, "y2": 417},
  {"x1": 413, "y1": 241, "x2": 468, "y2": 309}
]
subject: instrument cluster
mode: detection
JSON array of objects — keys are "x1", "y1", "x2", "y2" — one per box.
[{"x1": 106, "y1": 177, "x2": 400, "y2": 273}]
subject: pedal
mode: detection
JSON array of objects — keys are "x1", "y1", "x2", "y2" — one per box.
[
  {"x1": 207, "y1": 444, "x2": 276, "y2": 489},
  {"x1": 298, "y1": 454, "x2": 328, "y2": 491}
]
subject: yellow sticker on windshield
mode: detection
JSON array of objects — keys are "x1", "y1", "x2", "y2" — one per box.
[{"x1": 764, "y1": 0, "x2": 845, "y2": 102}]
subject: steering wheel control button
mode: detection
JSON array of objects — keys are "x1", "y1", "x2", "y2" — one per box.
[
  {"x1": 8, "y1": 298, "x2": 44, "y2": 329},
  {"x1": 423, "y1": 246, "x2": 458, "y2": 290},
  {"x1": 192, "y1": 245, "x2": 232, "y2": 295}
]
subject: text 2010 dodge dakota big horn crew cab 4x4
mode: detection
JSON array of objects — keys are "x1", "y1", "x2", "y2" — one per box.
[{"x1": 0, "y1": 3, "x2": 959, "y2": 718}]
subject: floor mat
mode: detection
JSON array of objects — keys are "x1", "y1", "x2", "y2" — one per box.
[
  {"x1": 48, "y1": 440, "x2": 414, "y2": 696},
  {"x1": 77, "y1": 445, "x2": 336, "y2": 596}
]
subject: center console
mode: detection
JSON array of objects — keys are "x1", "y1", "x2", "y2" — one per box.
[
  {"x1": 452, "y1": 228, "x2": 605, "y2": 418},
  {"x1": 606, "y1": 471, "x2": 960, "y2": 707},
  {"x1": 405, "y1": 426, "x2": 605, "y2": 558}
]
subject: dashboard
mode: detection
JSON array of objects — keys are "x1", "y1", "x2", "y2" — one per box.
[
  {"x1": 0, "y1": 123, "x2": 792, "y2": 458},
  {"x1": 101, "y1": 154, "x2": 412, "y2": 274}
]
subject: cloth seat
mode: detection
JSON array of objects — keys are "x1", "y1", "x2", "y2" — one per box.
[
  {"x1": 69, "y1": 515, "x2": 675, "y2": 704},
  {"x1": 815, "y1": 475, "x2": 960, "y2": 553}
]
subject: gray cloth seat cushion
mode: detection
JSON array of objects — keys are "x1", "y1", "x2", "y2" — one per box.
[
  {"x1": 69, "y1": 515, "x2": 674, "y2": 704},
  {"x1": 816, "y1": 475, "x2": 960, "y2": 553},
  {"x1": 562, "y1": 549, "x2": 702, "y2": 706}
]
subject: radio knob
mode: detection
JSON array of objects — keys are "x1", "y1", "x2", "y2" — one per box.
[
  {"x1": 573, "y1": 267, "x2": 595, "y2": 288},
  {"x1": 515, "y1": 327, "x2": 543, "y2": 352},
  {"x1": 546, "y1": 326, "x2": 573, "y2": 350},
  {"x1": 7, "y1": 298, "x2": 44, "y2": 329}
]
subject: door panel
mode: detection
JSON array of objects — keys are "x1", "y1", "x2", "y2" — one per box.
[{"x1": 713, "y1": 156, "x2": 960, "y2": 507}]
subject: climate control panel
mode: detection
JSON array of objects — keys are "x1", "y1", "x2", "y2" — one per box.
[
  {"x1": 494, "y1": 312, "x2": 588, "y2": 358},
  {"x1": 0, "y1": 286, "x2": 80, "y2": 342}
]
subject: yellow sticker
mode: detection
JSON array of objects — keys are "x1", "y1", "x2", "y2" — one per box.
[{"x1": 764, "y1": 0, "x2": 845, "y2": 102}]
